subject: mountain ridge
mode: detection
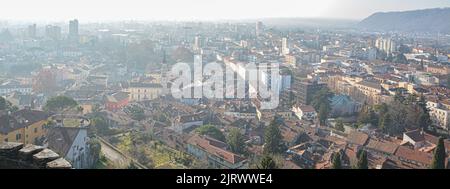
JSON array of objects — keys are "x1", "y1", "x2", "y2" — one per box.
[{"x1": 358, "y1": 7, "x2": 450, "y2": 33}]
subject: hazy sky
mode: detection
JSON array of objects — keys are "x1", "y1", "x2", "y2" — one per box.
[{"x1": 1, "y1": 0, "x2": 450, "y2": 22}]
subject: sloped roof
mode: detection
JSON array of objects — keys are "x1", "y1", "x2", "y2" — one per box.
[
  {"x1": 187, "y1": 134, "x2": 246, "y2": 165},
  {"x1": 46, "y1": 127, "x2": 81, "y2": 157}
]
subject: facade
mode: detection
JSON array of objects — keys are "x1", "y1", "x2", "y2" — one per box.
[
  {"x1": 0, "y1": 110, "x2": 50, "y2": 144},
  {"x1": 292, "y1": 105, "x2": 317, "y2": 121},
  {"x1": 0, "y1": 84, "x2": 32, "y2": 96},
  {"x1": 292, "y1": 80, "x2": 326, "y2": 105},
  {"x1": 187, "y1": 134, "x2": 248, "y2": 169},
  {"x1": 46, "y1": 126, "x2": 91, "y2": 169},
  {"x1": 375, "y1": 37, "x2": 396, "y2": 54},
  {"x1": 123, "y1": 83, "x2": 162, "y2": 102},
  {"x1": 427, "y1": 101, "x2": 450, "y2": 130}
]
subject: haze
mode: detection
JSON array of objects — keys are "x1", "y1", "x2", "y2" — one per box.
[{"x1": 0, "y1": 0, "x2": 450, "y2": 22}]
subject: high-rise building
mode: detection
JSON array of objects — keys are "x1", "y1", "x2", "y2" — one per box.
[
  {"x1": 45, "y1": 25, "x2": 61, "y2": 40},
  {"x1": 194, "y1": 35, "x2": 202, "y2": 51},
  {"x1": 27, "y1": 24, "x2": 36, "y2": 39},
  {"x1": 282, "y1": 37, "x2": 290, "y2": 55},
  {"x1": 292, "y1": 78, "x2": 326, "y2": 105},
  {"x1": 255, "y1": 21, "x2": 263, "y2": 38},
  {"x1": 375, "y1": 37, "x2": 396, "y2": 54},
  {"x1": 69, "y1": 19, "x2": 79, "y2": 42}
]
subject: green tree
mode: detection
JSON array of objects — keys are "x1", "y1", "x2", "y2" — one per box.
[
  {"x1": 356, "y1": 150, "x2": 368, "y2": 169},
  {"x1": 88, "y1": 138, "x2": 102, "y2": 166},
  {"x1": 335, "y1": 119, "x2": 345, "y2": 132},
  {"x1": 417, "y1": 95, "x2": 432, "y2": 130},
  {"x1": 430, "y1": 137, "x2": 446, "y2": 169},
  {"x1": 379, "y1": 113, "x2": 394, "y2": 135},
  {"x1": 257, "y1": 156, "x2": 278, "y2": 169},
  {"x1": 331, "y1": 152, "x2": 342, "y2": 169},
  {"x1": 311, "y1": 88, "x2": 333, "y2": 111},
  {"x1": 126, "y1": 105, "x2": 145, "y2": 121},
  {"x1": 264, "y1": 118, "x2": 285, "y2": 154},
  {"x1": 318, "y1": 103, "x2": 330, "y2": 125},
  {"x1": 44, "y1": 96, "x2": 78, "y2": 112},
  {"x1": 91, "y1": 117, "x2": 111, "y2": 136},
  {"x1": 227, "y1": 128, "x2": 246, "y2": 154},
  {"x1": 196, "y1": 125, "x2": 226, "y2": 142},
  {"x1": 0, "y1": 96, "x2": 6, "y2": 110}
]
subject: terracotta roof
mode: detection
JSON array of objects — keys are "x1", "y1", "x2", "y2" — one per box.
[
  {"x1": 366, "y1": 138, "x2": 399, "y2": 155},
  {"x1": 346, "y1": 131, "x2": 369, "y2": 146},
  {"x1": 394, "y1": 146, "x2": 432, "y2": 166},
  {"x1": 187, "y1": 134, "x2": 246, "y2": 164},
  {"x1": 299, "y1": 105, "x2": 316, "y2": 113}
]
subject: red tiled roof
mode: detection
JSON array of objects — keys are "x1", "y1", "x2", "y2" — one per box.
[
  {"x1": 347, "y1": 131, "x2": 369, "y2": 146},
  {"x1": 394, "y1": 146, "x2": 433, "y2": 166},
  {"x1": 187, "y1": 134, "x2": 246, "y2": 164}
]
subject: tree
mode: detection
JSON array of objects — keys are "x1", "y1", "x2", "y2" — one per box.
[
  {"x1": 358, "y1": 104, "x2": 378, "y2": 126},
  {"x1": 331, "y1": 152, "x2": 342, "y2": 169},
  {"x1": 417, "y1": 95, "x2": 432, "y2": 130},
  {"x1": 430, "y1": 137, "x2": 446, "y2": 169},
  {"x1": 227, "y1": 128, "x2": 246, "y2": 154},
  {"x1": 44, "y1": 96, "x2": 78, "y2": 112},
  {"x1": 312, "y1": 88, "x2": 333, "y2": 126},
  {"x1": 335, "y1": 119, "x2": 345, "y2": 132},
  {"x1": 264, "y1": 118, "x2": 285, "y2": 155},
  {"x1": 91, "y1": 117, "x2": 112, "y2": 136},
  {"x1": 88, "y1": 138, "x2": 102, "y2": 166},
  {"x1": 318, "y1": 104, "x2": 330, "y2": 126},
  {"x1": 0, "y1": 96, "x2": 6, "y2": 110},
  {"x1": 257, "y1": 156, "x2": 278, "y2": 169},
  {"x1": 125, "y1": 105, "x2": 145, "y2": 121},
  {"x1": 196, "y1": 125, "x2": 226, "y2": 142},
  {"x1": 379, "y1": 113, "x2": 394, "y2": 135},
  {"x1": 356, "y1": 150, "x2": 368, "y2": 169}
]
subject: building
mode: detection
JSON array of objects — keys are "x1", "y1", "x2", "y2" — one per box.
[
  {"x1": 45, "y1": 25, "x2": 61, "y2": 40},
  {"x1": 255, "y1": 21, "x2": 263, "y2": 38},
  {"x1": 69, "y1": 19, "x2": 79, "y2": 42},
  {"x1": 292, "y1": 79, "x2": 326, "y2": 105},
  {"x1": 45, "y1": 126, "x2": 91, "y2": 169},
  {"x1": 187, "y1": 134, "x2": 248, "y2": 169},
  {"x1": 0, "y1": 109, "x2": 50, "y2": 144},
  {"x1": 292, "y1": 105, "x2": 317, "y2": 121},
  {"x1": 281, "y1": 37, "x2": 290, "y2": 55},
  {"x1": 0, "y1": 83, "x2": 32, "y2": 96},
  {"x1": 330, "y1": 95, "x2": 361, "y2": 117},
  {"x1": 27, "y1": 24, "x2": 37, "y2": 39},
  {"x1": 375, "y1": 37, "x2": 396, "y2": 54},
  {"x1": 105, "y1": 92, "x2": 129, "y2": 112},
  {"x1": 122, "y1": 83, "x2": 162, "y2": 102},
  {"x1": 427, "y1": 100, "x2": 450, "y2": 130}
]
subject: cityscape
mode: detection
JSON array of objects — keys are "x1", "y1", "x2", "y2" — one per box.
[{"x1": 1, "y1": 1, "x2": 450, "y2": 170}]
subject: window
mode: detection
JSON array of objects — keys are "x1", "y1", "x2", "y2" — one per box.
[
  {"x1": 4, "y1": 138, "x2": 8, "y2": 142},
  {"x1": 16, "y1": 133, "x2": 22, "y2": 141},
  {"x1": 34, "y1": 128, "x2": 38, "y2": 133}
]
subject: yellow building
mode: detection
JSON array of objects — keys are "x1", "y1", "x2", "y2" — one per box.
[
  {"x1": 123, "y1": 83, "x2": 162, "y2": 102},
  {"x1": 0, "y1": 110, "x2": 50, "y2": 144}
]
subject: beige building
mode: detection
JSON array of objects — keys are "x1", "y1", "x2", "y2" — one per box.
[
  {"x1": 122, "y1": 83, "x2": 162, "y2": 102},
  {"x1": 427, "y1": 101, "x2": 450, "y2": 130}
]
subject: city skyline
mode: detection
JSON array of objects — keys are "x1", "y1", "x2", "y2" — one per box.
[{"x1": 0, "y1": 0, "x2": 450, "y2": 22}]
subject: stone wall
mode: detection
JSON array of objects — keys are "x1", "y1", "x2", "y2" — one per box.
[{"x1": 0, "y1": 142, "x2": 72, "y2": 169}]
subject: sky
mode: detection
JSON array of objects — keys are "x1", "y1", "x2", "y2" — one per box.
[{"x1": 1, "y1": 0, "x2": 450, "y2": 22}]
